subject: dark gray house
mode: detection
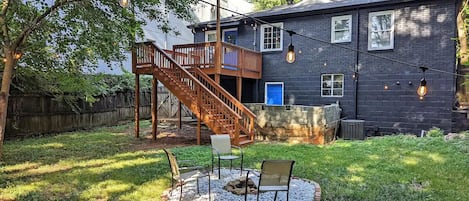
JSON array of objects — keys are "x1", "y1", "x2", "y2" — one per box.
[{"x1": 189, "y1": 0, "x2": 468, "y2": 136}]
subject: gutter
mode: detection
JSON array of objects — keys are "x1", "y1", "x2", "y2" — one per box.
[{"x1": 354, "y1": 8, "x2": 360, "y2": 119}]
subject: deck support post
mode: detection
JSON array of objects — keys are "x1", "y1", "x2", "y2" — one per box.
[
  {"x1": 151, "y1": 77, "x2": 158, "y2": 140},
  {"x1": 237, "y1": 77, "x2": 242, "y2": 101},
  {"x1": 215, "y1": 0, "x2": 222, "y2": 84},
  {"x1": 134, "y1": 74, "x2": 140, "y2": 138},
  {"x1": 197, "y1": 86, "x2": 202, "y2": 145},
  {"x1": 214, "y1": 74, "x2": 220, "y2": 84},
  {"x1": 178, "y1": 101, "x2": 182, "y2": 129}
]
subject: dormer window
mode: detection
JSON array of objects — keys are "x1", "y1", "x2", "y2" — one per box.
[
  {"x1": 331, "y1": 15, "x2": 352, "y2": 43},
  {"x1": 368, "y1": 10, "x2": 394, "y2": 50},
  {"x1": 260, "y1": 23, "x2": 283, "y2": 52}
]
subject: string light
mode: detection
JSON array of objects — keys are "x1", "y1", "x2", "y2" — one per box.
[
  {"x1": 384, "y1": 84, "x2": 389, "y2": 90},
  {"x1": 417, "y1": 67, "x2": 428, "y2": 100},
  {"x1": 286, "y1": 30, "x2": 296, "y2": 63},
  {"x1": 14, "y1": 51, "x2": 22, "y2": 60},
  {"x1": 119, "y1": 0, "x2": 130, "y2": 8}
]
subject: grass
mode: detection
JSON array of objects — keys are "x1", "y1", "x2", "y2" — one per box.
[{"x1": 1, "y1": 121, "x2": 468, "y2": 201}]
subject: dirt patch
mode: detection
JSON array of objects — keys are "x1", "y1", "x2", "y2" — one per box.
[{"x1": 129, "y1": 120, "x2": 214, "y2": 151}]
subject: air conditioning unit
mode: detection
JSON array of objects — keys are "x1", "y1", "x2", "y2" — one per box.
[{"x1": 340, "y1": 120, "x2": 365, "y2": 140}]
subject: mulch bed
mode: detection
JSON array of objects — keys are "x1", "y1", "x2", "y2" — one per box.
[{"x1": 130, "y1": 120, "x2": 214, "y2": 150}]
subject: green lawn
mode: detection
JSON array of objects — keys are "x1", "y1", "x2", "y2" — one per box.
[{"x1": 0, "y1": 122, "x2": 468, "y2": 201}]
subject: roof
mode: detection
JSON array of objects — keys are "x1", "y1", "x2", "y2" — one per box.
[
  {"x1": 250, "y1": 0, "x2": 405, "y2": 18},
  {"x1": 192, "y1": 0, "x2": 417, "y2": 27}
]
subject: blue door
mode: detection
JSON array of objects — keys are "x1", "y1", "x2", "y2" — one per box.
[
  {"x1": 224, "y1": 30, "x2": 237, "y2": 44},
  {"x1": 265, "y1": 82, "x2": 284, "y2": 105},
  {"x1": 223, "y1": 29, "x2": 238, "y2": 70}
]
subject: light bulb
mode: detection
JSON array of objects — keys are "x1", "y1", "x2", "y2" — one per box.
[
  {"x1": 14, "y1": 52, "x2": 22, "y2": 60},
  {"x1": 286, "y1": 44, "x2": 295, "y2": 63},
  {"x1": 417, "y1": 78, "x2": 427, "y2": 98},
  {"x1": 119, "y1": 0, "x2": 130, "y2": 8}
]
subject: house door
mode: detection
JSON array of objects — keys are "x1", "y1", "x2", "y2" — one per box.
[
  {"x1": 265, "y1": 82, "x2": 284, "y2": 105},
  {"x1": 223, "y1": 29, "x2": 237, "y2": 44},
  {"x1": 223, "y1": 28, "x2": 238, "y2": 70}
]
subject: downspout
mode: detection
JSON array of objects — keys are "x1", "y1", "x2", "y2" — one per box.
[
  {"x1": 253, "y1": 23, "x2": 259, "y2": 102},
  {"x1": 253, "y1": 22, "x2": 257, "y2": 50},
  {"x1": 455, "y1": 0, "x2": 461, "y2": 109},
  {"x1": 453, "y1": 0, "x2": 463, "y2": 131},
  {"x1": 354, "y1": 8, "x2": 360, "y2": 119}
]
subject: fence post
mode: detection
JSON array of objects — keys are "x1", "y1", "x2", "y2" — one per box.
[
  {"x1": 151, "y1": 77, "x2": 157, "y2": 141},
  {"x1": 134, "y1": 74, "x2": 140, "y2": 138}
]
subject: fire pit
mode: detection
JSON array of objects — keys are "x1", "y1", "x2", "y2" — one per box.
[
  {"x1": 162, "y1": 168, "x2": 321, "y2": 201},
  {"x1": 223, "y1": 177, "x2": 257, "y2": 195}
]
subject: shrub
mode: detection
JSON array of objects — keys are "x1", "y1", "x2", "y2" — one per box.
[{"x1": 426, "y1": 127, "x2": 444, "y2": 137}]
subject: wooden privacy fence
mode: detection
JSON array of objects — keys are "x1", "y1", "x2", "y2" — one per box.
[
  {"x1": 6, "y1": 88, "x2": 192, "y2": 139},
  {"x1": 156, "y1": 86, "x2": 193, "y2": 118}
]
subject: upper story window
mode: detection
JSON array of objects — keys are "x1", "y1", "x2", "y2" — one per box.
[
  {"x1": 368, "y1": 10, "x2": 394, "y2": 50},
  {"x1": 260, "y1": 23, "x2": 283, "y2": 52},
  {"x1": 210, "y1": 6, "x2": 216, "y2": 21},
  {"x1": 321, "y1": 74, "x2": 344, "y2": 97},
  {"x1": 205, "y1": 30, "x2": 216, "y2": 42},
  {"x1": 331, "y1": 15, "x2": 352, "y2": 43}
]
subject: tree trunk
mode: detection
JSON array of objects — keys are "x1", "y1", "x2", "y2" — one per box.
[{"x1": 0, "y1": 53, "x2": 15, "y2": 161}]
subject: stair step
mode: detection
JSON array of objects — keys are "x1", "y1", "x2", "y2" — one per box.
[
  {"x1": 217, "y1": 119, "x2": 232, "y2": 124},
  {"x1": 239, "y1": 139, "x2": 253, "y2": 146},
  {"x1": 222, "y1": 124, "x2": 234, "y2": 128},
  {"x1": 208, "y1": 114, "x2": 224, "y2": 118},
  {"x1": 239, "y1": 134, "x2": 249, "y2": 141}
]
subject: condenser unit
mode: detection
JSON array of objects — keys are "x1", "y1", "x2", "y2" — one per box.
[{"x1": 340, "y1": 119, "x2": 365, "y2": 140}]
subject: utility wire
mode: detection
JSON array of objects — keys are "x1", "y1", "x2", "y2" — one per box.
[{"x1": 198, "y1": 0, "x2": 466, "y2": 77}]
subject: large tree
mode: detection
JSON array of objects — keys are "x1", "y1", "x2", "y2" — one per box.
[
  {"x1": 253, "y1": 0, "x2": 301, "y2": 11},
  {"x1": 0, "y1": 0, "x2": 196, "y2": 160}
]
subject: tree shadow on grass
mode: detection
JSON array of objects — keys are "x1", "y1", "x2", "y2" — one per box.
[{"x1": 2, "y1": 149, "x2": 179, "y2": 201}]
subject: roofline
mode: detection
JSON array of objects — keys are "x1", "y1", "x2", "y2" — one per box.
[{"x1": 189, "y1": 0, "x2": 423, "y2": 28}]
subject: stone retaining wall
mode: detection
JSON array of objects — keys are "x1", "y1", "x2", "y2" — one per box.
[{"x1": 246, "y1": 103, "x2": 341, "y2": 144}]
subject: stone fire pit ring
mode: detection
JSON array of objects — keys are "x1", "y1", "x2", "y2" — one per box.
[{"x1": 162, "y1": 168, "x2": 321, "y2": 201}]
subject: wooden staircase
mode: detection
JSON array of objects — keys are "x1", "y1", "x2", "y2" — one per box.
[{"x1": 133, "y1": 42, "x2": 256, "y2": 146}]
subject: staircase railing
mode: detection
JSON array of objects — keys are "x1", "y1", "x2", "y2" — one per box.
[
  {"x1": 190, "y1": 67, "x2": 256, "y2": 140},
  {"x1": 133, "y1": 42, "x2": 252, "y2": 143}
]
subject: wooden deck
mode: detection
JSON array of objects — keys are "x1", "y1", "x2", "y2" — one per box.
[
  {"x1": 169, "y1": 42, "x2": 262, "y2": 79},
  {"x1": 132, "y1": 41, "x2": 257, "y2": 146}
]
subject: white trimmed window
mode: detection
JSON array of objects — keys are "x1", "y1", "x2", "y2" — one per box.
[
  {"x1": 321, "y1": 74, "x2": 344, "y2": 97},
  {"x1": 331, "y1": 15, "x2": 352, "y2": 43},
  {"x1": 265, "y1": 82, "x2": 284, "y2": 105},
  {"x1": 368, "y1": 10, "x2": 394, "y2": 50},
  {"x1": 260, "y1": 23, "x2": 283, "y2": 52},
  {"x1": 205, "y1": 30, "x2": 216, "y2": 42}
]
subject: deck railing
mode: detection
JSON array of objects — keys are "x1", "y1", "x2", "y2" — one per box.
[{"x1": 172, "y1": 42, "x2": 262, "y2": 79}]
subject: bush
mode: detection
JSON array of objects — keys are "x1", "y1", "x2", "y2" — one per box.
[{"x1": 426, "y1": 127, "x2": 444, "y2": 137}]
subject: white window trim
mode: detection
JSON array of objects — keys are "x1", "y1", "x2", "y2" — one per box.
[
  {"x1": 205, "y1": 30, "x2": 216, "y2": 42},
  {"x1": 222, "y1": 28, "x2": 238, "y2": 43},
  {"x1": 321, "y1": 74, "x2": 344, "y2": 97},
  {"x1": 368, "y1": 10, "x2": 394, "y2": 50},
  {"x1": 265, "y1": 82, "x2": 284, "y2": 105},
  {"x1": 331, "y1": 15, "x2": 352, "y2": 43},
  {"x1": 260, "y1": 22, "x2": 284, "y2": 52}
]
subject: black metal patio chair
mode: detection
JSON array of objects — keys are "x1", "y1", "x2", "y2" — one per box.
[{"x1": 163, "y1": 148, "x2": 211, "y2": 201}]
